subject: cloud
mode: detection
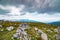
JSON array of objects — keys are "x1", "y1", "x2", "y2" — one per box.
[
  {"x1": 0, "y1": 0, "x2": 60, "y2": 13},
  {"x1": 0, "y1": 11, "x2": 60, "y2": 23},
  {"x1": 23, "y1": 12, "x2": 60, "y2": 22},
  {"x1": 0, "y1": 0, "x2": 60, "y2": 22},
  {"x1": 0, "y1": 5, "x2": 25, "y2": 15},
  {"x1": 0, "y1": 9, "x2": 9, "y2": 15}
]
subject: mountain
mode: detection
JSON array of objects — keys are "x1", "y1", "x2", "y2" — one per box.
[
  {"x1": 18, "y1": 19, "x2": 39, "y2": 22},
  {"x1": 48, "y1": 21, "x2": 60, "y2": 26}
]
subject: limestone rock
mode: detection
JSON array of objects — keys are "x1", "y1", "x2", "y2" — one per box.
[
  {"x1": 1, "y1": 29, "x2": 4, "y2": 31},
  {"x1": 54, "y1": 28, "x2": 60, "y2": 33},
  {"x1": 34, "y1": 27, "x2": 38, "y2": 31},
  {"x1": 54, "y1": 34, "x2": 60, "y2": 40},
  {"x1": 13, "y1": 24, "x2": 29, "y2": 40},
  {"x1": 47, "y1": 29, "x2": 52, "y2": 33},
  {"x1": 0, "y1": 25, "x2": 2, "y2": 28},
  {"x1": 41, "y1": 33, "x2": 48, "y2": 40},
  {"x1": 13, "y1": 33, "x2": 20, "y2": 38},
  {"x1": 6, "y1": 26, "x2": 14, "y2": 31}
]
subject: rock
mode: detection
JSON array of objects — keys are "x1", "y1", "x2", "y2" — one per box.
[
  {"x1": 54, "y1": 28, "x2": 59, "y2": 33},
  {"x1": 0, "y1": 25, "x2": 2, "y2": 28},
  {"x1": 11, "y1": 37, "x2": 14, "y2": 39},
  {"x1": 54, "y1": 34, "x2": 60, "y2": 40},
  {"x1": 16, "y1": 29, "x2": 21, "y2": 33},
  {"x1": 47, "y1": 29, "x2": 52, "y2": 33},
  {"x1": 20, "y1": 23, "x2": 28, "y2": 27},
  {"x1": 13, "y1": 33, "x2": 20, "y2": 38},
  {"x1": 34, "y1": 27, "x2": 43, "y2": 33},
  {"x1": 35, "y1": 27, "x2": 48, "y2": 40},
  {"x1": 37, "y1": 30, "x2": 43, "y2": 34},
  {"x1": 41, "y1": 33, "x2": 48, "y2": 40},
  {"x1": 43, "y1": 28, "x2": 46, "y2": 30},
  {"x1": 6, "y1": 26, "x2": 14, "y2": 31},
  {"x1": 1, "y1": 29, "x2": 4, "y2": 31},
  {"x1": 54, "y1": 28, "x2": 60, "y2": 33},
  {"x1": 13, "y1": 24, "x2": 29, "y2": 40},
  {"x1": 15, "y1": 24, "x2": 17, "y2": 25},
  {"x1": 34, "y1": 27, "x2": 38, "y2": 31},
  {"x1": 42, "y1": 27, "x2": 46, "y2": 30},
  {"x1": 19, "y1": 23, "x2": 28, "y2": 30}
]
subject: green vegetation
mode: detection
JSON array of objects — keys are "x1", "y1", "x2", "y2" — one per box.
[{"x1": 0, "y1": 21, "x2": 60, "y2": 40}]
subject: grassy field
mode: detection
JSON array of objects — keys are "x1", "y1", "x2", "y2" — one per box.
[{"x1": 0, "y1": 21, "x2": 60, "y2": 40}]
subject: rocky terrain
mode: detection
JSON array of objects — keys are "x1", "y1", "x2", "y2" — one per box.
[{"x1": 0, "y1": 20, "x2": 60, "y2": 40}]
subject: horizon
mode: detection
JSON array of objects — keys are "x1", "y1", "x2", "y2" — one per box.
[{"x1": 0, "y1": 19, "x2": 60, "y2": 23}]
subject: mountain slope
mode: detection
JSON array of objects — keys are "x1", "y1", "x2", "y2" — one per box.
[
  {"x1": 0, "y1": 21, "x2": 60, "y2": 40},
  {"x1": 48, "y1": 21, "x2": 60, "y2": 26}
]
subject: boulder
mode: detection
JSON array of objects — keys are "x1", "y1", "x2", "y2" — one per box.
[
  {"x1": 53, "y1": 34, "x2": 60, "y2": 40},
  {"x1": 37, "y1": 30, "x2": 43, "y2": 34},
  {"x1": 34, "y1": 27, "x2": 38, "y2": 31},
  {"x1": 16, "y1": 29, "x2": 21, "y2": 33},
  {"x1": 0, "y1": 25, "x2": 2, "y2": 28},
  {"x1": 13, "y1": 33, "x2": 20, "y2": 38},
  {"x1": 34, "y1": 27, "x2": 43, "y2": 33},
  {"x1": 6, "y1": 26, "x2": 14, "y2": 31},
  {"x1": 1, "y1": 29, "x2": 4, "y2": 31},
  {"x1": 41, "y1": 33, "x2": 48, "y2": 40},
  {"x1": 54, "y1": 28, "x2": 60, "y2": 33},
  {"x1": 43, "y1": 28, "x2": 46, "y2": 30},
  {"x1": 47, "y1": 29, "x2": 52, "y2": 33},
  {"x1": 13, "y1": 23, "x2": 29, "y2": 40}
]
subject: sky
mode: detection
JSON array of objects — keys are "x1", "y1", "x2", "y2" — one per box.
[{"x1": 0, "y1": 0, "x2": 60, "y2": 23}]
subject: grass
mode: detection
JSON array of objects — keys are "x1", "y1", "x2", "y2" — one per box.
[{"x1": 0, "y1": 21, "x2": 60, "y2": 40}]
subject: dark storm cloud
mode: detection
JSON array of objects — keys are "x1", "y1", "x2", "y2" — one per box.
[
  {"x1": 0, "y1": 9, "x2": 9, "y2": 15},
  {"x1": 0, "y1": 0, "x2": 25, "y2": 6},
  {"x1": 0, "y1": 0, "x2": 60, "y2": 13}
]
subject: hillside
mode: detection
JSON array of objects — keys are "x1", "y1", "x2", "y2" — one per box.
[
  {"x1": 0, "y1": 20, "x2": 60, "y2": 40},
  {"x1": 48, "y1": 21, "x2": 60, "y2": 26}
]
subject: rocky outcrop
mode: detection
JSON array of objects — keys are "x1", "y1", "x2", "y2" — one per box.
[
  {"x1": 6, "y1": 26, "x2": 14, "y2": 31},
  {"x1": 0, "y1": 25, "x2": 2, "y2": 28},
  {"x1": 41, "y1": 33, "x2": 48, "y2": 40},
  {"x1": 13, "y1": 23, "x2": 29, "y2": 40},
  {"x1": 34, "y1": 27, "x2": 48, "y2": 40},
  {"x1": 46, "y1": 29, "x2": 52, "y2": 33},
  {"x1": 54, "y1": 27, "x2": 60, "y2": 33},
  {"x1": 1, "y1": 29, "x2": 4, "y2": 31},
  {"x1": 53, "y1": 34, "x2": 60, "y2": 40}
]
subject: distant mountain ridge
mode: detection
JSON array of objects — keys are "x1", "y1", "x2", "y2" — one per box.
[
  {"x1": 19, "y1": 19, "x2": 60, "y2": 26},
  {"x1": 0, "y1": 19, "x2": 60, "y2": 26},
  {"x1": 18, "y1": 19, "x2": 39, "y2": 22},
  {"x1": 0, "y1": 19, "x2": 39, "y2": 22},
  {"x1": 48, "y1": 21, "x2": 60, "y2": 26}
]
